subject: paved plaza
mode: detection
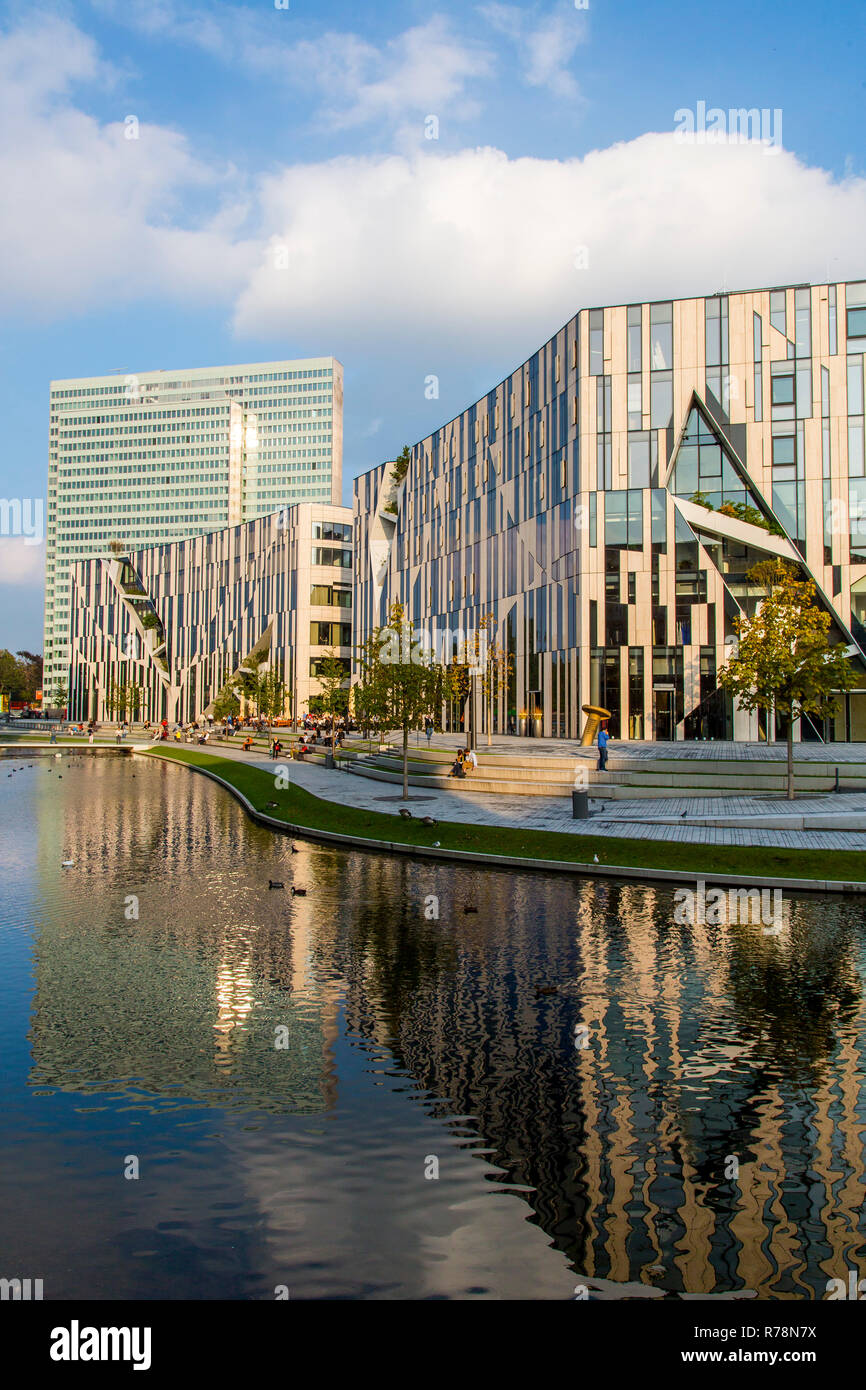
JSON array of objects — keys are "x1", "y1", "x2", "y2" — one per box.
[{"x1": 191, "y1": 743, "x2": 866, "y2": 852}]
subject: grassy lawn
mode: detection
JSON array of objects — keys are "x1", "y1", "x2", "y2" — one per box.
[{"x1": 142, "y1": 746, "x2": 866, "y2": 884}]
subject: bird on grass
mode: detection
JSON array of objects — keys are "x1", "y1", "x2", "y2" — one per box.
[
  {"x1": 593, "y1": 853, "x2": 599, "y2": 863},
  {"x1": 399, "y1": 807, "x2": 413, "y2": 819},
  {"x1": 421, "y1": 816, "x2": 438, "y2": 827}
]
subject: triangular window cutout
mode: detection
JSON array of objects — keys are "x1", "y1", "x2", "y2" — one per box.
[{"x1": 667, "y1": 400, "x2": 783, "y2": 535}]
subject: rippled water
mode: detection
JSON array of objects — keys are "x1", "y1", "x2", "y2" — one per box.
[{"x1": 1, "y1": 750, "x2": 865, "y2": 1300}]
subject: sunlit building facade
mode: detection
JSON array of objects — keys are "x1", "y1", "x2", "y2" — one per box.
[
  {"x1": 46, "y1": 357, "x2": 343, "y2": 696},
  {"x1": 354, "y1": 281, "x2": 866, "y2": 742},
  {"x1": 68, "y1": 503, "x2": 353, "y2": 724}
]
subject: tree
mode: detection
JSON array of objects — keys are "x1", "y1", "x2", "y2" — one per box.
[
  {"x1": 235, "y1": 649, "x2": 269, "y2": 718},
  {"x1": 476, "y1": 614, "x2": 514, "y2": 746},
  {"x1": 719, "y1": 560, "x2": 861, "y2": 799},
  {"x1": 106, "y1": 673, "x2": 143, "y2": 721},
  {"x1": 257, "y1": 668, "x2": 287, "y2": 722},
  {"x1": 390, "y1": 445, "x2": 411, "y2": 487},
  {"x1": 355, "y1": 603, "x2": 453, "y2": 800},
  {"x1": 51, "y1": 681, "x2": 68, "y2": 715},
  {"x1": 314, "y1": 652, "x2": 350, "y2": 749},
  {"x1": 0, "y1": 649, "x2": 43, "y2": 704},
  {"x1": 213, "y1": 682, "x2": 241, "y2": 721}
]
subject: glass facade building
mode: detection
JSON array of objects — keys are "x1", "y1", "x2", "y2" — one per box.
[
  {"x1": 46, "y1": 357, "x2": 343, "y2": 695},
  {"x1": 68, "y1": 503, "x2": 353, "y2": 725},
  {"x1": 354, "y1": 282, "x2": 866, "y2": 742}
]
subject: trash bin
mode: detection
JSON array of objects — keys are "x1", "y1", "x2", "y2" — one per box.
[
  {"x1": 572, "y1": 789, "x2": 589, "y2": 819},
  {"x1": 324, "y1": 752, "x2": 335, "y2": 770}
]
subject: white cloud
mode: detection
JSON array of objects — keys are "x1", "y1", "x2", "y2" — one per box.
[
  {"x1": 91, "y1": 3, "x2": 494, "y2": 134},
  {"x1": 3, "y1": 13, "x2": 866, "y2": 383},
  {"x1": 318, "y1": 17, "x2": 494, "y2": 131},
  {"x1": 479, "y1": 2, "x2": 587, "y2": 99},
  {"x1": 233, "y1": 136, "x2": 866, "y2": 360},
  {"x1": 0, "y1": 538, "x2": 45, "y2": 586},
  {"x1": 0, "y1": 12, "x2": 256, "y2": 316}
]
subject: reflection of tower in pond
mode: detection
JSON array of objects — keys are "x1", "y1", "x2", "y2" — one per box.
[
  {"x1": 337, "y1": 868, "x2": 866, "y2": 1297},
  {"x1": 29, "y1": 759, "x2": 338, "y2": 1115},
  {"x1": 213, "y1": 928, "x2": 255, "y2": 1064}
]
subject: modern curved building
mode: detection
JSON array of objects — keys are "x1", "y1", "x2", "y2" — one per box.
[{"x1": 354, "y1": 281, "x2": 866, "y2": 742}]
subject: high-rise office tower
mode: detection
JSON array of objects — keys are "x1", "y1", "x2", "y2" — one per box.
[{"x1": 44, "y1": 357, "x2": 343, "y2": 695}]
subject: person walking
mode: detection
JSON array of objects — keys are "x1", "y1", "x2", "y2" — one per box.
[
  {"x1": 597, "y1": 722, "x2": 611, "y2": 772},
  {"x1": 424, "y1": 716, "x2": 433, "y2": 747}
]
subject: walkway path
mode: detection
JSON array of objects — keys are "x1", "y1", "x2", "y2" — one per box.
[{"x1": 186, "y1": 745, "x2": 866, "y2": 852}]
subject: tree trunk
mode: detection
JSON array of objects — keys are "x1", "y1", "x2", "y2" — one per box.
[
  {"x1": 786, "y1": 719, "x2": 795, "y2": 800},
  {"x1": 402, "y1": 723, "x2": 409, "y2": 801}
]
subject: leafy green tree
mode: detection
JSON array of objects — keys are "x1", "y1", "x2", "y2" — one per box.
[
  {"x1": 51, "y1": 681, "x2": 68, "y2": 715},
  {"x1": 719, "y1": 561, "x2": 861, "y2": 798},
  {"x1": 257, "y1": 668, "x2": 287, "y2": 722},
  {"x1": 213, "y1": 682, "x2": 241, "y2": 721},
  {"x1": 0, "y1": 649, "x2": 43, "y2": 703},
  {"x1": 235, "y1": 649, "x2": 269, "y2": 717},
  {"x1": 314, "y1": 652, "x2": 350, "y2": 749},
  {"x1": 106, "y1": 675, "x2": 142, "y2": 721},
  {"x1": 390, "y1": 445, "x2": 411, "y2": 486},
  {"x1": 356, "y1": 603, "x2": 453, "y2": 800}
]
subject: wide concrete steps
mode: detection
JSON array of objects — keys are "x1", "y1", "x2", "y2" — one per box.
[{"x1": 346, "y1": 761, "x2": 577, "y2": 796}]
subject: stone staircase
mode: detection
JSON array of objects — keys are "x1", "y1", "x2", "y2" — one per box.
[{"x1": 343, "y1": 745, "x2": 866, "y2": 800}]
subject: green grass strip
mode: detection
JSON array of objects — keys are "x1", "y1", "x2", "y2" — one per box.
[{"x1": 142, "y1": 745, "x2": 866, "y2": 883}]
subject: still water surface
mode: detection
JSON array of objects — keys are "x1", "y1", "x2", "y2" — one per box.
[{"x1": 1, "y1": 752, "x2": 864, "y2": 1299}]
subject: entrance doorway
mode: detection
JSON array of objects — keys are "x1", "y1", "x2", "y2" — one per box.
[{"x1": 654, "y1": 688, "x2": 674, "y2": 741}]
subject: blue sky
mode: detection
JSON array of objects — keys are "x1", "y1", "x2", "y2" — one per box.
[{"x1": 1, "y1": 0, "x2": 865, "y2": 651}]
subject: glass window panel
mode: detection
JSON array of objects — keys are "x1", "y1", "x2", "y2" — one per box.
[
  {"x1": 651, "y1": 375, "x2": 672, "y2": 428},
  {"x1": 770, "y1": 291, "x2": 787, "y2": 336},
  {"x1": 849, "y1": 420, "x2": 865, "y2": 477},
  {"x1": 848, "y1": 308, "x2": 866, "y2": 339},
  {"x1": 628, "y1": 436, "x2": 650, "y2": 489},
  {"x1": 772, "y1": 434, "x2": 796, "y2": 466},
  {"x1": 771, "y1": 375, "x2": 795, "y2": 405},
  {"x1": 700, "y1": 444, "x2": 722, "y2": 476}
]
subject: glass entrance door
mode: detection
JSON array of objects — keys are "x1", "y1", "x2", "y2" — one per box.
[{"x1": 654, "y1": 689, "x2": 674, "y2": 741}]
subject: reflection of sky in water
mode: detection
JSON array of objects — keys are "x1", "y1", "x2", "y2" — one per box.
[{"x1": 0, "y1": 752, "x2": 864, "y2": 1300}]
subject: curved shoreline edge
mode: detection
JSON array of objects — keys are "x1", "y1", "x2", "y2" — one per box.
[{"x1": 138, "y1": 747, "x2": 866, "y2": 896}]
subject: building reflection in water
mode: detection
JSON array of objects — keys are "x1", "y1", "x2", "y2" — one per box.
[
  {"x1": 25, "y1": 754, "x2": 866, "y2": 1297},
  {"x1": 331, "y1": 858, "x2": 866, "y2": 1298}
]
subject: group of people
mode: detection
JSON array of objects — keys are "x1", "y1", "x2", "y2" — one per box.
[{"x1": 448, "y1": 746, "x2": 478, "y2": 779}]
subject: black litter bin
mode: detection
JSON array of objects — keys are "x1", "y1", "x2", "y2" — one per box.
[
  {"x1": 324, "y1": 752, "x2": 335, "y2": 770},
  {"x1": 572, "y1": 789, "x2": 589, "y2": 819}
]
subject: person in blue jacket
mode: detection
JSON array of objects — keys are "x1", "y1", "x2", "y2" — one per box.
[{"x1": 597, "y1": 722, "x2": 611, "y2": 771}]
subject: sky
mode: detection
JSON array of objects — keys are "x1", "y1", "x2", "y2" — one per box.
[{"x1": 1, "y1": 0, "x2": 865, "y2": 652}]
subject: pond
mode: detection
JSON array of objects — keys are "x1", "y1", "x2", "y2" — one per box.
[{"x1": 1, "y1": 751, "x2": 864, "y2": 1299}]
